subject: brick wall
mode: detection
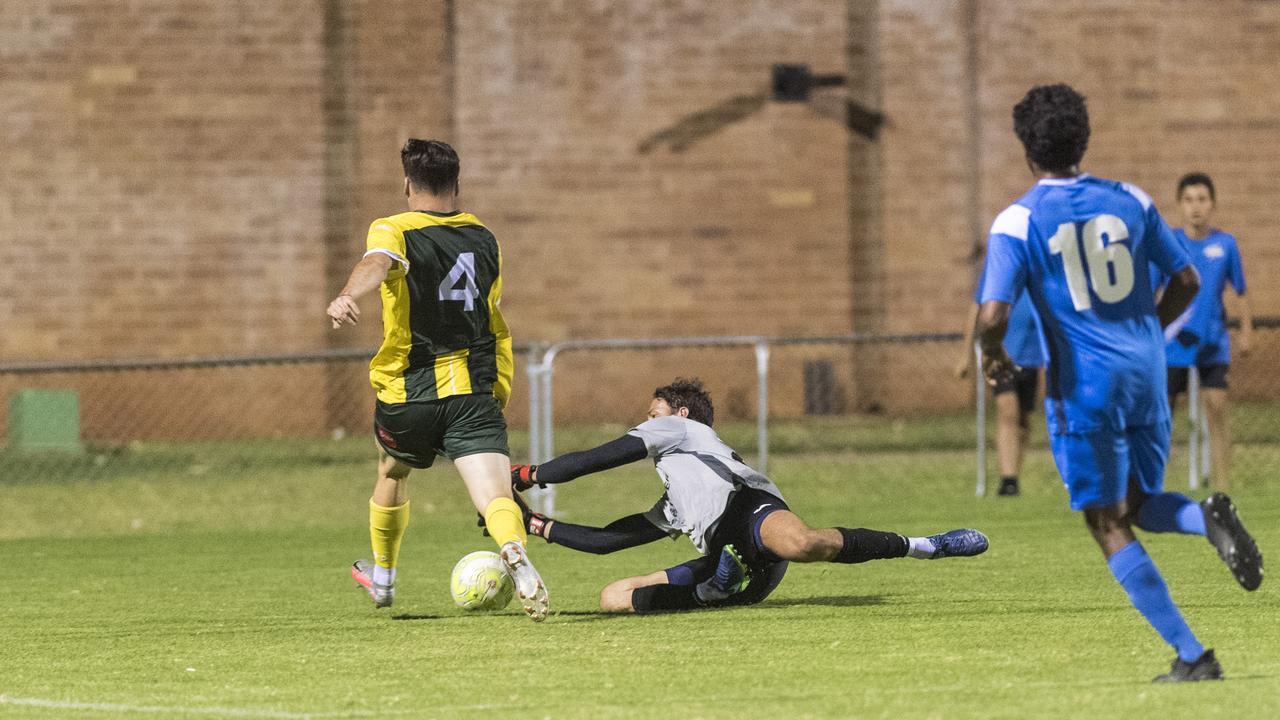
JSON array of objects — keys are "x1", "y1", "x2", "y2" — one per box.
[
  {"x1": 452, "y1": 0, "x2": 849, "y2": 423},
  {"x1": 3, "y1": 0, "x2": 1279, "y2": 437},
  {"x1": 0, "y1": 1, "x2": 329, "y2": 360}
]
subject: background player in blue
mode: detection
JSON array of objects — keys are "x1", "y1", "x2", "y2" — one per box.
[
  {"x1": 1159, "y1": 172, "x2": 1255, "y2": 490},
  {"x1": 975, "y1": 84, "x2": 1263, "y2": 682},
  {"x1": 956, "y1": 278, "x2": 1046, "y2": 496}
]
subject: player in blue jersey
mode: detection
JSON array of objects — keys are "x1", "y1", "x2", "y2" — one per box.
[
  {"x1": 1159, "y1": 172, "x2": 1254, "y2": 490},
  {"x1": 956, "y1": 280, "x2": 1046, "y2": 496},
  {"x1": 975, "y1": 84, "x2": 1263, "y2": 682}
]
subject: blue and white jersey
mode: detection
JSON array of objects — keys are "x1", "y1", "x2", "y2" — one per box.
[
  {"x1": 979, "y1": 174, "x2": 1192, "y2": 433},
  {"x1": 1157, "y1": 229, "x2": 1246, "y2": 367},
  {"x1": 973, "y1": 278, "x2": 1045, "y2": 368}
]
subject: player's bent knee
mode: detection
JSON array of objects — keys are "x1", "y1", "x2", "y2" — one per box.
[
  {"x1": 599, "y1": 582, "x2": 635, "y2": 613},
  {"x1": 995, "y1": 394, "x2": 1020, "y2": 420},
  {"x1": 770, "y1": 531, "x2": 826, "y2": 563},
  {"x1": 1084, "y1": 507, "x2": 1122, "y2": 532},
  {"x1": 379, "y1": 458, "x2": 411, "y2": 481},
  {"x1": 766, "y1": 536, "x2": 802, "y2": 561},
  {"x1": 802, "y1": 533, "x2": 834, "y2": 562}
]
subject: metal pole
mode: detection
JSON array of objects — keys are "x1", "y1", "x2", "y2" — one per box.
[
  {"x1": 541, "y1": 354, "x2": 554, "y2": 463},
  {"x1": 525, "y1": 353, "x2": 550, "y2": 514},
  {"x1": 540, "y1": 349, "x2": 556, "y2": 516},
  {"x1": 1188, "y1": 367, "x2": 1200, "y2": 490},
  {"x1": 1198, "y1": 371, "x2": 1212, "y2": 482},
  {"x1": 526, "y1": 352, "x2": 541, "y2": 463},
  {"x1": 754, "y1": 341, "x2": 770, "y2": 475},
  {"x1": 975, "y1": 344, "x2": 986, "y2": 497}
]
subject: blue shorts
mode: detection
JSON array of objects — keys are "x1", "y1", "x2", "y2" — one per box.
[{"x1": 1049, "y1": 420, "x2": 1170, "y2": 511}]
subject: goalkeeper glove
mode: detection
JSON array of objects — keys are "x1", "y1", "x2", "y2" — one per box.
[{"x1": 511, "y1": 463, "x2": 542, "y2": 491}]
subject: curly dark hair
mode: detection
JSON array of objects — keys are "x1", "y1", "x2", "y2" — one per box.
[
  {"x1": 1177, "y1": 172, "x2": 1215, "y2": 202},
  {"x1": 401, "y1": 138, "x2": 460, "y2": 195},
  {"x1": 653, "y1": 378, "x2": 714, "y2": 427},
  {"x1": 1012, "y1": 84, "x2": 1090, "y2": 173}
]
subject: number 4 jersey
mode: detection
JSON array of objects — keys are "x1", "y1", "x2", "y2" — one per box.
[
  {"x1": 363, "y1": 210, "x2": 513, "y2": 407},
  {"x1": 979, "y1": 175, "x2": 1192, "y2": 434}
]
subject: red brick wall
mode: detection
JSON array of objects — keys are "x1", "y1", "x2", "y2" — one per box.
[
  {"x1": 0, "y1": 1, "x2": 330, "y2": 361},
  {"x1": 4, "y1": 1, "x2": 1280, "y2": 437},
  {"x1": 455, "y1": 2, "x2": 850, "y2": 338},
  {"x1": 452, "y1": 1, "x2": 850, "y2": 422}
]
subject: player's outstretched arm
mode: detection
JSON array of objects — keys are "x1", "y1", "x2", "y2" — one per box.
[
  {"x1": 538, "y1": 513, "x2": 669, "y2": 555},
  {"x1": 512, "y1": 434, "x2": 648, "y2": 490},
  {"x1": 326, "y1": 253, "x2": 393, "y2": 328},
  {"x1": 477, "y1": 497, "x2": 666, "y2": 553}
]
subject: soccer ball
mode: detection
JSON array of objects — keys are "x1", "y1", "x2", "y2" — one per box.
[{"x1": 450, "y1": 551, "x2": 515, "y2": 611}]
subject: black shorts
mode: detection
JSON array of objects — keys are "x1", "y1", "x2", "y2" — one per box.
[
  {"x1": 993, "y1": 366, "x2": 1040, "y2": 415},
  {"x1": 661, "y1": 486, "x2": 792, "y2": 606},
  {"x1": 373, "y1": 394, "x2": 509, "y2": 469},
  {"x1": 1168, "y1": 365, "x2": 1229, "y2": 396}
]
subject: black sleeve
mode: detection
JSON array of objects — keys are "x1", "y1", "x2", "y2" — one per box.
[
  {"x1": 535, "y1": 434, "x2": 648, "y2": 485},
  {"x1": 544, "y1": 512, "x2": 669, "y2": 555}
]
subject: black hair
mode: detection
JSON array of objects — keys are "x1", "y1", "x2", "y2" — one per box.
[
  {"x1": 1177, "y1": 172, "x2": 1216, "y2": 202},
  {"x1": 1012, "y1": 84, "x2": 1090, "y2": 173},
  {"x1": 400, "y1": 139, "x2": 460, "y2": 195},
  {"x1": 653, "y1": 378, "x2": 714, "y2": 427}
]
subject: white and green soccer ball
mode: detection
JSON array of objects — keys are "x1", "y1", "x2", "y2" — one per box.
[{"x1": 450, "y1": 551, "x2": 515, "y2": 611}]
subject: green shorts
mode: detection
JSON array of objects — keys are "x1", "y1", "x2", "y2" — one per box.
[{"x1": 373, "y1": 394, "x2": 509, "y2": 469}]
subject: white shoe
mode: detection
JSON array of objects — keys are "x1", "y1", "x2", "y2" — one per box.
[
  {"x1": 499, "y1": 542, "x2": 549, "y2": 622},
  {"x1": 351, "y1": 559, "x2": 395, "y2": 608}
]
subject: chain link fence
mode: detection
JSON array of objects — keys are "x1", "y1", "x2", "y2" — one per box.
[
  {"x1": 0, "y1": 349, "x2": 501, "y2": 485},
  {"x1": 2, "y1": 325, "x2": 1278, "y2": 495}
]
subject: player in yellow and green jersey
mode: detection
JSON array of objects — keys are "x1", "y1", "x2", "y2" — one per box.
[{"x1": 327, "y1": 139, "x2": 548, "y2": 621}]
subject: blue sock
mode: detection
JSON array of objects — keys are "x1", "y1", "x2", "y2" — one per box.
[
  {"x1": 1135, "y1": 493, "x2": 1206, "y2": 535},
  {"x1": 1108, "y1": 541, "x2": 1204, "y2": 662}
]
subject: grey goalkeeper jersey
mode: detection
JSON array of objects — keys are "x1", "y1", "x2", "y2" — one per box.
[{"x1": 627, "y1": 415, "x2": 784, "y2": 555}]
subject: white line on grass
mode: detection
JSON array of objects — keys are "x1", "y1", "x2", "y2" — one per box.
[{"x1": 0, "y1": 695, "x2": 504, "y2": 719}]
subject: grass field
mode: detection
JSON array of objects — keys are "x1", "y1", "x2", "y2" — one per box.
[{"x1": 2, "y1": 417, "x2": 1277, "y2": 719}]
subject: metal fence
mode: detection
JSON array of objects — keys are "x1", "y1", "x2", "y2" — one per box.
[
  {"x1": 0, "y1": 347, "x2": 527, "y2": 485},
  {"x1": 522, "y1": 332, "x2": 963, "y2": 513},
  {"x1": 3, "y1": 324, "x2": 1278, "y2": 504}
]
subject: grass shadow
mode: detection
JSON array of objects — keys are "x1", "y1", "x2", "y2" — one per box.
[
  {"x1": 390, "y1": 613, "x2": 447, "y2": 621},
  {"x1": 753, "y1": 594, "x2": 888, "y2": 609},
  {"x1": 547, "y1": 610, "x2": 630, "y2": 624}
]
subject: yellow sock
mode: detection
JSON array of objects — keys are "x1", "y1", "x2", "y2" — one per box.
[
  {"x1": 483, "y1": 496, "x2": 527, "y2": 548},
  {"x1": 369, "y1": 499, "x2": 410, "y2": 571}
]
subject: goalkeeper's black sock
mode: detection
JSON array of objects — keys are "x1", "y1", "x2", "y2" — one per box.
[
  {"x1": 630, "y1": 584, "x2": 702, "y2": 614},
  {"x1": 834, "y1": 528, "x2": 909, "y2": 563}
]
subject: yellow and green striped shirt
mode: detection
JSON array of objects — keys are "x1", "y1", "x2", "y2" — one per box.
[{"x1": 364, "y1": 210, "x2": 512, "y2": 406}]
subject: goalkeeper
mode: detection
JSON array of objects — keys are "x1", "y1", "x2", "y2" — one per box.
[{"x1": 503, "y1": 378, "x2": 989, "y2": 614}]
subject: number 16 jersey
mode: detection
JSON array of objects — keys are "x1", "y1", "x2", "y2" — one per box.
[
  {"x1": 363, "y1": 210, "x2": 513, "y2": 407},
  {"x1": 979, "y1": 175, "x2": 1191, "y2": 434}
]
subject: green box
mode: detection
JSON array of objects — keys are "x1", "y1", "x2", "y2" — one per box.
[{"x1": 9, "y1": 389, "x2": 83, "y2": 452}]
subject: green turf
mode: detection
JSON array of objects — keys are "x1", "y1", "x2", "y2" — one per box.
[{"x1": 1, "y1": 422, "x2": 1277, "y2": 719}]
